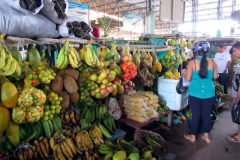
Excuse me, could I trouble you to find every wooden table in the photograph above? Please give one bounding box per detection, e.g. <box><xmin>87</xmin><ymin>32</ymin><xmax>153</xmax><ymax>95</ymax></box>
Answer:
<box><xmin>117</xmin><ymin>110</ymin><xmax>173</xmax><ymax>130</ymax></box>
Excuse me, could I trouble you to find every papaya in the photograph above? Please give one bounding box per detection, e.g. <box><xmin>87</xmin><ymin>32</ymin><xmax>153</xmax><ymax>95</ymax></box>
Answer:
<box><xmin>1</xmin><ymin>82</ymin><xmax>18</xmax><ymax>108</ymax></box>
<box><xmin>0</xmin><ymin>106</ymin><xmax>10</xmax><ymax>137</ymax></box>
<box><xmin>106</xmin><ymin>52</ymin><xmax>113</xmax><ymax>61</ymax></box>
<box><xmin>27</xmin><ymin>48</ymin><xmax>41</xmax><ymax>64</ymax></box>
<box><xmin>113</xmin><ymin>53</ymin><xmax>120</xmax><ymax>63</ymax></box>
<box><xmin>113</xmin><ymin>151</ymin><xmax>126</xmax><ymax>160</ymax></box>
<box><xmin>9</xmin><ymin>47</ymin><xmax>22</xmax><ymax>62</ymax></box>
<box><xmin>5</xmin><ymin>120</ymin><xmax>19</xmax><ymax>147</ymax></box>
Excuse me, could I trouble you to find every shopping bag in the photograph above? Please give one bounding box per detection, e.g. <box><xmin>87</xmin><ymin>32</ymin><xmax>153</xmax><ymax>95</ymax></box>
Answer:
<box><xmin>231</xmin><ymin>99</ymin><xmax>240</xmax><ymax>124</ymax></box>
<box><xmin>232</xmin><ymin>74</ymin><xmax>240</xmax><ymax>92</ymax></box>
<box><xmin>176</xmin><ymin>76</ymin><xmax>188</xmax><ymax>94</ymax></box>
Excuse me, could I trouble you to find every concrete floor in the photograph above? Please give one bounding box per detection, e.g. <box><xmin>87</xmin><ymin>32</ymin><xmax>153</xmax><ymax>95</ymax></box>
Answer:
<box><xmin>123</xmin><ymin>103</ymin><xmax>240</xmax><ymax>160</ymax></box>
<box><xmin>147</xmin><ymin>106</ymin><xmax>240</xmax><ymax>160</ymax></box>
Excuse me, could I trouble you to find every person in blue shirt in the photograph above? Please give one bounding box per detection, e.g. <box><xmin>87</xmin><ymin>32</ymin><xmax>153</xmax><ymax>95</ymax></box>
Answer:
<box><xmin>182</xmin><ymin>41</ymin><xmax>219</xmax><ymax>143</ymax></box>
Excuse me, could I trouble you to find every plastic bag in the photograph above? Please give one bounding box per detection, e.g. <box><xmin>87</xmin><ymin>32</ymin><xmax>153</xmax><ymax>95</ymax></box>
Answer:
<box><xmin>58</xmin><ymin>16</ymin><xmax>92</xmax><ymax>39</ymax></box>
<box><xmin>2</xmin><ymin>0</ymin><xmax>43</xmax><ymax>15</ymax></box>
<box><xmin>40</xmin><ymin>0</ymin><xmax>68</xmax><ymax>24</ymax></box>
<box><xmin>176</xmin><ymin>76</ymin><xmax>188</xmax><ymax>94</ymax></box>
<box><xmin>232</xmin><ymin>74</ymin><xmax>240</xmax><ymax>92</ymax></box>
<box><xmin>231</xmin><ymin>99</ymin><xmax>240</xmax><ymax>124</ymax></box>
<box><xmin>108</xmin><ymin>97</ymin><xmax>121</xmax><ymax>120</ymax></box>
<box><xmin>0</xmin><ymin>2</ymin><xmax>60</xmax><ymax>38</ymax></box>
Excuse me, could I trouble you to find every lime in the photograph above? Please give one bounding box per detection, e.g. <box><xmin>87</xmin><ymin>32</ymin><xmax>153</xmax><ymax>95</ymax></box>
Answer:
<box><xmin>55</xmin><ymin>109</ymin><xmax>60</xmax><ymax>114</ymax></box>
<box><xmin>43</xmin><ymin>116</ymin><xmax>49</xmax><ymax>121</ymax></box>
<box><xmin>48</xmin><ymin>114</ymin><xmax>53</xmax><ymax>120</ymax></box>
<box><xmin>51</xmin><ymin>110</ymin><xmax>55</xmax><ymax>114</ymax></box>
<box><xmin>50</xmin><ymin>105</ymin><xmax>56</xmax><ymax>110</ymax></box>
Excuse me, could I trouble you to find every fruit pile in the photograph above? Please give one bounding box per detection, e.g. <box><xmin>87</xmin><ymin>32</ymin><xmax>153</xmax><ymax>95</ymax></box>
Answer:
<box><xmin>168</xmin><ymin>39</ymin><xmax>179</xmax><ymax>46</ymax></box>
<box><xmin>32</xmin><ymin>62</ymin><xmax>56</xmax><ymax>84</ymax></box>
<box><xmin>12</xmin><ymin>86</ymin><xmax>46</xmax><ymax>123</ymax></box>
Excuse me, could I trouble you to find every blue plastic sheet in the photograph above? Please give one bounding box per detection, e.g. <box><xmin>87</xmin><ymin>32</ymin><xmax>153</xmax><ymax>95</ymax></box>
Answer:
<box><xmin>149</xmin><ymin>38</ymin><xmax>165</xmax><ymax>45</ymax></box>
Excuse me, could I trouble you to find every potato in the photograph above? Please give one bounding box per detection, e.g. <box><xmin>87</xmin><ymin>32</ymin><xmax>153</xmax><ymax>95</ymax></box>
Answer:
<box><xmin>51</xmin><ymin>75</ymin><xmax>63</xmax><ymax>94</ymax></box>
<box><xmin>59</xmin><ymin>91</ymin><xmax>70</xmax><ymax>109</ymax></box>
<box><xmin>65</xmin><ymin>65</ymin><xmax>78</xmax><ymax>80</ymax></box>
<box><xmin>63</xmin><ymin>76</ymin><xmax>78</xmax><ymax>94</ymax></box>
<box><xmin>70</xmin><ymin>92</ymin><xmax>80</xmax><ymax>103</ymax></box>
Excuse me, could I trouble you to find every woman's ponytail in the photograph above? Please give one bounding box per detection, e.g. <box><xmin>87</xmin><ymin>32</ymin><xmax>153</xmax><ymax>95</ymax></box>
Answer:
<box><xmin>199</xmin><ymin>52</ymin><xmax>208</xmax><ymax>78</ymax></box>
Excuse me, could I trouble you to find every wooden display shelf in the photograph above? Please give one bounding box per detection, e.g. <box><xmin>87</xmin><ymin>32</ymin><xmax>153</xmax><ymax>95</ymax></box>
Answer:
<box><xmin>117</xmin><ymin>110</ymin><xmax>172</xmax><ymax>130</ymax></box>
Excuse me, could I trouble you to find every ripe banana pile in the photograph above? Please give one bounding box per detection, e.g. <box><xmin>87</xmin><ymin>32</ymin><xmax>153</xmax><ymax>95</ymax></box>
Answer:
<box><xmin>56</xmin><ymin>41</ymin><xmax>82</xmax><ymax>69</ymax></box>
<box><xmin>60</xmin><ymin>108</ymin><xmax>81</xmax><ymax>129</ymax></box>
<box><xmin>34</xmin><ymin>137</ymin><xmax>51</xmax><ymax>159</ymax></box>
<box><xmin>14</xmin><ymin>144</ymin><xmax>38</xmax><ymax>160</ymax></box>
<box><xmin>0</xmin><ymin>47</ymin><xmax>21</xmax><ymax>76</ymax></box>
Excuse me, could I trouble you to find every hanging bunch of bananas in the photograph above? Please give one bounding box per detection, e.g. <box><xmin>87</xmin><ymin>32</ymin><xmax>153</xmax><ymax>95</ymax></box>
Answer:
<box><xmin>55</xmin><ymin>40</ymin><xmax>82</xmax><ymax>69</ymax></box>
<box><xmin>33</xmin><ymin>136</ymin><xmax>51</xmax><ymax>159</ymax></box>
<box><xmin>140</xmin><ymin>49</ymin><xmax>152</xmax><ymax>69</ymax></box>
<box><xmin>84</xmin><ymin>44</ymin><xmax>100</xmax><ymax>67</ymax></box>
<box><xmin>180</xmin><ymin>40</ymin><xmax>187</xmax><ymax>48</ymax></box>
<box><xmin>68</xmin><ymin>45</ymin><xmax>82</xmax><ymax>68</ymax></box>
<box><xmin>0</xmin><ymin>35</ymin><xmax>21</xmax><ymax>76</ymax></box>
<box><xmin>151</xmin><ymin>62</ymin><xmax>162</xmax><ymax>73</ymax></box>
<box><xmin>14</xmin><ymin>143</ymin><xmax>38</xmax><ymax>160</ymax></box>
<box><xmin>132</xmin><ymin>48</ymin><xmax>141</xmax><ymax>70</ymax></box>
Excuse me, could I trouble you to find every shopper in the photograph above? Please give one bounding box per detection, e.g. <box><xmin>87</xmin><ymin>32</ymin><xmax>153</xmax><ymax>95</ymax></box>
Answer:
<box><xmin>181</xmin><ymin>41</ymin><xmax>218</xmax><ymax>143</ymax></box>
<box><xmin>228</xmin><ymin>42</ymin><xmax>240</xmax><ymax>143</ymax></box>
<box><xmin>214</xmin><ymin>44</ymin><xmax>231</xmax><ymax>94</ymax></box>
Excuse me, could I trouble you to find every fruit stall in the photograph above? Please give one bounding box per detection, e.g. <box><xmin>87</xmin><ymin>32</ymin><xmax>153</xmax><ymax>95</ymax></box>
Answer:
<box><xmin>0</xmin><ymin>30</ymin><xmax>191</xmax><ymax>160</ymax></box>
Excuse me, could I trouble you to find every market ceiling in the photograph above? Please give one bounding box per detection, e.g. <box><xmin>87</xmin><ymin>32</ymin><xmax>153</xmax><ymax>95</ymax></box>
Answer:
<box><xmin>70</xmin><ymin>0</ymin><xmax>181</xmax><ymax>33</ymax></box>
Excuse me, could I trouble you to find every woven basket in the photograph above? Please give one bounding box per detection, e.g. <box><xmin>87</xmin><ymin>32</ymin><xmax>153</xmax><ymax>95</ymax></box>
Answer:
<box><xmin>134</xmin><ymin>129</ymin><xmax>168</xmax><ymax>155</ymax></box>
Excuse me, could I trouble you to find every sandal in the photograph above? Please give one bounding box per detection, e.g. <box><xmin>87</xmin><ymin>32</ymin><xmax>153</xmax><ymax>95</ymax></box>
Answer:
<box><xmin>184</xmin><ymin>134</ymin><xmax>195</xmax><ymax>143</ymax></box>
<box><xmin>227</xmin><ymin>136</ymin><xmax>240</xmax><ymax>143</ymax></box>
<box><xmin>201</xmin><ymin>135</ymin><xmax>211</xmax><ymax>144</ymax></box>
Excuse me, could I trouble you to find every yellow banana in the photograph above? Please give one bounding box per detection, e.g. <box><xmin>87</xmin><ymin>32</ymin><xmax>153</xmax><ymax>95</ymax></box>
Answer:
<box><xmin>34</xmin><ymin>140</ymin><xmax>45</xmax><ymax>159</ymax></box>
<box><xmin>43</xmin><ymin>138</ymin><xmax>50</xmax><ymax>155</ymax></box>
<box><xmin>69</xmin><ymin>49</ymin><xmax>79</xmax><ymax>65</ymax></box>
<box><xmin>70</xmin><ymin>47</ymin><xmax>80</xmax><ymax>62</ymax></box>
<box><xmin>156</xmin><ymin>62</ymin><xmax>162</xmax><ymax>72</ymax></box>
<box><xmin>62</xmin><ymin>140</ymin><xmax>74</xmax><ymax>158</ymax></box>
<box><xmin>2</xmin><ymin>54</ymin><xmax>13</xmax><ymax>72</ymax></box>
<box><xmin>49</xmin><ymin>137</ymin><xmax>56</xmax><ymax>151</ymax></box>
<box><xmin>151</xmin><ymin>63</ymin><xmax>157</xmax><ymax>73</ymax></box>
<box><xmin>65</xmin><ymin>137</ymin><xmax>77</xmax><ymax>155</ymax></box>
<box><xmin>0</xmin><ymin>47</ymin><xmax>6</xmax><ymax>69</ymax></box>
<box><xmin>69</xmin><ymin>110</ymin><xmax>77</xmax><ymax>125</ymax></box>
<box><xmin>39</xmin><ymin>140</ymin><xmax>48</xmax><ymax>158</ymax></box>
<box><xmin>1</xmin><ymin>58</ymin><xmax>17</xmax><ymax>76</ymax></box>
<box><xmin>54</xmin><ymin>144</ymin><xmax>66</xmax><ymax>160</ymax></box>
<box><xmin>68</xmin><ymin>53</ymin><xmax>78</xmax><ymax>68</ymax></box>
<box><xmin>60</xmin><ymin>141</ymin><xmax>72</xmax><ymax>158</ymax></box>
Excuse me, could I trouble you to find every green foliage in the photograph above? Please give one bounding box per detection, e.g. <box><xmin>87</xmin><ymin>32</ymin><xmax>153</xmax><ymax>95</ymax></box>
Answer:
<box><xmin>101</xmin><ymin>16</ymin><xmax>110</xmax><ymax>37</ymax></box>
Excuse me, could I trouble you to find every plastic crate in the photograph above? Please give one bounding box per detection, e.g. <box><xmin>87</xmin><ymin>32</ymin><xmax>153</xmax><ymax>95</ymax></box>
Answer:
<box><xmin>158</xmin><ymin>77</ymin><xmax>188</xmax><ymax>111</ymax></box>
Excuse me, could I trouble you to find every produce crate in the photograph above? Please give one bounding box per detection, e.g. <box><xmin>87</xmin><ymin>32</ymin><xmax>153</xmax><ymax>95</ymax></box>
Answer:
<box><xmin>134</xmin><ymin>129</ymin><xmax>168</xmax><ymax>156</ymax></box>
<box><xmin>158</xmin><ymin>77</ymin><xmax>188</xmax><ymax>111</ymax></box>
